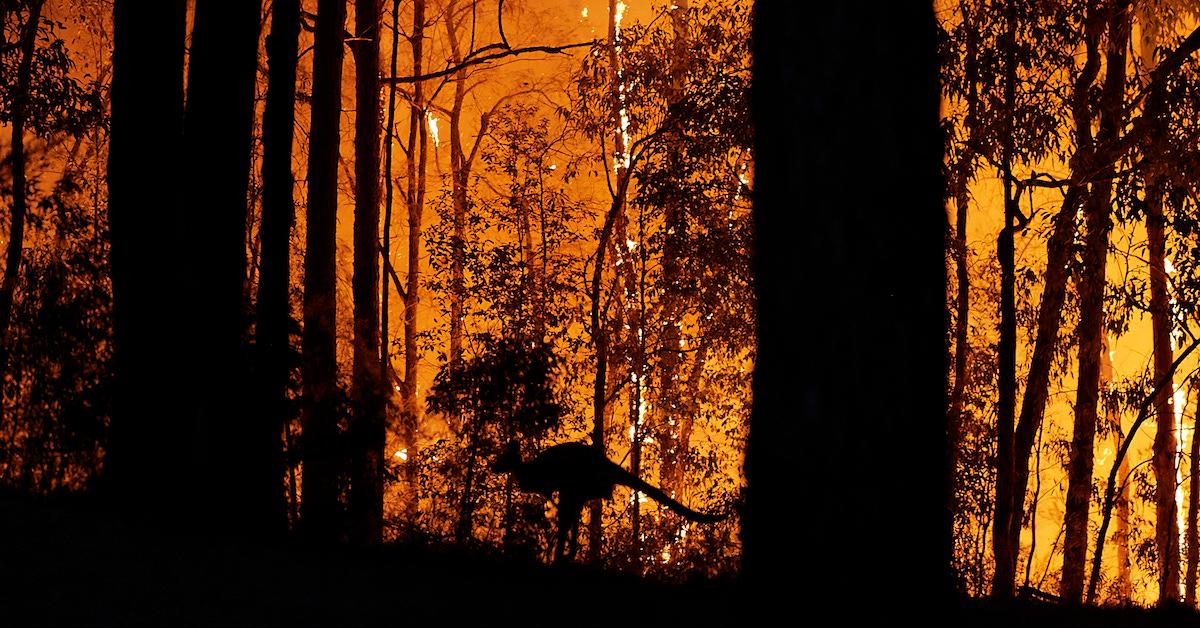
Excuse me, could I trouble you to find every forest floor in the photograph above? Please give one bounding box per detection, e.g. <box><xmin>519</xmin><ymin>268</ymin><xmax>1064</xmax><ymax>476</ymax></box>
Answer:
<box><xmin>4</xmin><ymin>493</ymin><xmax>1200</xmax><ymax>626</ymax></box>
<box><xmin>0</xmin><ymin>493</ymin><xmax>742</xmax><ymax>626</ymax></box>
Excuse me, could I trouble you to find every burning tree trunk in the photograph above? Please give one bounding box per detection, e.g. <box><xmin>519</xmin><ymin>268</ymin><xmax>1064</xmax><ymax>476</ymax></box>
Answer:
<box><xmin>657</xmin><ymin>0</ymin><xmax>691</xmax><ymax>496</ymax></box>
<box><xmin>181</xmin><ymin>0</ymin><xmax>262</xmax><ymax>533</ymax></box>
<box><xmin>257</xmin><ymin>0</ymin><xmax>302</xmax><ymax>539</ymax></box>
<box><xmin>1061</xmin><ymin>0</ymin><xmax>1129</xmax><ymax>604</ymax></box>
<box><xmin>350</xmin><ymin>0</ymin><xmax>386</xmax><ymax>545</ymax></box>
<box><xmin>586</xmin><ymin>0</ymin><xmax>636</xmax><ymax>561</ymax></box>
<box><xmin>105</xmin><ymin>0</ymin><xmax>187</xmax><ymax>508</ymax></box>
<box><xmin>1187</xmin><ymin>385</ymin><xmax>1200</xmax><ymax>605</ymax></box>
<box><xmin>302</xmin><ymin>0</ymin><xmax>347</xmax><ymax>543</ymax></box>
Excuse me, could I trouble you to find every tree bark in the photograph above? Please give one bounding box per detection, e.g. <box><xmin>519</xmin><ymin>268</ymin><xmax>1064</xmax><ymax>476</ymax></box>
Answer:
<box><xmin>657</xmin><ymin>0</ymin><xmax>690</xmax><ymax>496</ymax></box>
<box><xmin>302</xmin><ymin>0</ymin><xmax>347</xmax><ymax>543</ymax></box>
<box><xmin>105</xmin><ymin>0</ymin><xmax>187</xmax><ymax>510</ymax></box>
<box><xmin>1137</xmin><ymin>12</ymin><xmax>1181</xmax><ymax>605</ymax></box>
<box><xmin>399</xmin><ymin>0</ymin><xmax>428</xmax><ymax>518</ymax></box>
<box><xmin>181</xmin><ymin>0</ymin><xmax>262</xmax><ymax>533</ymax></box>
<box><xmin>257</xmin><ymin>0</ymin><xmax>302</xmax><ymax>539</ymax></box>
<box><xmin>1004</xmin><ymin>3</ymin><xmax>1104</xmax><ymax>588</ymax></box>
<box><xmin>1062</xmin><ymin>0</ymin><xmax>1129</xmax><ymax>604</ymax></box>
<box><xmin>746</xmin><ymin>0</ymin><xmax>947</xmax><ymax>611</ymax></box>
<box><xmin>445</xmin><ymin>0</ymin><xmax>470</xmax><ymax>373</ymax></box>
<box><xmin>381</xmin><ymin>0</ymin><xmax>400</xmax><ymax>422</ymax></box>
<box><xmin>991</xmin><ymin>0</ymin><xmax>1019</xmax><ymax>598</ymax></box>
<box><xmin>350</xmin><ymin>0</ymin><xmax>386</xmax><ymax>545</ymax></box>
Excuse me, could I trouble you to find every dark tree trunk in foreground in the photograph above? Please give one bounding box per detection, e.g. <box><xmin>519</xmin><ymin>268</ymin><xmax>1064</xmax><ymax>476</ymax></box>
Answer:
<box><xmin>257</xmin><ymin>0</ymin><xmax>302</xmax><ymax>537</ymax></box>
<box><xmin>747</xmin><ymin>1</ymin><xmax>948</xmax><ymax>614</ymax></box>
<box><xmin>105</xmin><ymin>0</ymin><xmax>188</xmax><ymax>511</ymax></box>
<box><xmin>350</xmin><ymin>0</ymin><xmax>386</xmax><ymax>545</ymax></box>
<box><xmin>1062</xmin><ymin>0</ymin><xmax>1129</xmax><ymax>603</ymax></box>
<box><xmin>181</xmin><ymin>0</ymin><xmax>263</xmax><ymax>533</ymax></box>
<box><xmin>302</xmin><ymin>0</ymin><xmax>347</xmax><ymax>543</ymax></box>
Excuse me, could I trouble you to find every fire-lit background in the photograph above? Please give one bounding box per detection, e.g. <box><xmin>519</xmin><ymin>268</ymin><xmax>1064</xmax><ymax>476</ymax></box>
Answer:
<box><xmin>0</xmin><ymin>0</ymin><xmax>752</xmax><ymax>577</ymax></box>
<box><xmin>941</xmin><ymin>0</ymin><xmax>1200</xmax><ymax>606</ymax></box>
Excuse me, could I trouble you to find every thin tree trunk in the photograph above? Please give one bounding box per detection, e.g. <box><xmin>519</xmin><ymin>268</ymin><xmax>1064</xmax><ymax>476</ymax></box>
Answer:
<box><xmin>351</xmin><ymin>0</ymin><xmax>386</xmax><ymax>545</ymax></box>
<box><xmin>948</xmin><ymin>0</ymin><xmax>979</xmax><ymax>552</ymax></box>
<box><xmin>1103</xmin><ymin>335</ymin><xmax>1131</xmax><ymax>603</ymax></box>
<box><xmin>657</xmin><ymin>0</ymin><xmax>689</xmax><ymax>495</ymax></box>
<box><xmin>1005</xmin><ymin>3</ymin><xmax>1105</xmax><ymax>586</ymax></box>
<box><xmin>1187</xmin><ymin>385</ymin><xmax>1200</xmax><ymax>605</ymax></box>
<box><xmin>586</xmin><ymin>0</ymin><xmax>633</xmax><ymax>562</ymax></box>
<box><xmin>302</xmin><ymin>0</ymin><xmax>348</xmax><ymax>543</ymax></box>
<box><xmin>381</xmin><ymin>0</ymin><xmax>399</xmax><ymax>427</ymax></box>
<box><xmin>182</xmin><ymin>0</ymin><xmax>262</xmax><ymax>532</ymax></box>
<box><xmin>0</xmin><ymin>1</ymin><xmax>44</xmax><ymax>386</ymax></box>
<box><xmin>1062</xmin><ymin>1</ymin><xmax>1129</xmax><ymax>603</ymax></box>
<box><xmin>399</xmin><ymin>0</ymin><xmax>428</xmax><ymax>518</ymax></box>
<box><xmin>991</xmin><ymin>0</ymin><xmax>1019</xmax><ymax>598</ymax></box>
<box><xmin>445</xmin><ymin>0</ymin><xmax>470</xmax><ymax>372</ymax></box>
<box><xmin>258</xmin><ymin>0</ymin><xmax>302</xmax><ymax>539</ymax></box>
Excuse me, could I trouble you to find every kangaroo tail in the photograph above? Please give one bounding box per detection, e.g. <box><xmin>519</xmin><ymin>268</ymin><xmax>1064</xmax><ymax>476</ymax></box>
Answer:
<box><xmin>619</xmin><ymin>471</ymin><xmax>727</xmax><ymax>523</ymax></box>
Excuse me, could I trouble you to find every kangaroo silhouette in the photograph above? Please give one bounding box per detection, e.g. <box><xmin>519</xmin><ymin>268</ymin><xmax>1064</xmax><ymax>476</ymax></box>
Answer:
<box><xmin>492</xmin><ymin>441</ymin><xmax>726</xmax><ymax>563</ymax></box>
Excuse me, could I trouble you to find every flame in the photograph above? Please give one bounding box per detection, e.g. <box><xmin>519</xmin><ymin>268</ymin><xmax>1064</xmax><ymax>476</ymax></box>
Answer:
<box><xmin>581</xmin><ymin>6</ymin><xmax>589</xmax><ymax>18</ymax></box>
<box><xmin>427</xmin><ymin>112</ymin><xmax>440</xmax><ymax>148</ymax></box>
<box><xmin>393</xmin><ymin>448</ymin><xmax>408</xmax><ymax>462</ymax></box>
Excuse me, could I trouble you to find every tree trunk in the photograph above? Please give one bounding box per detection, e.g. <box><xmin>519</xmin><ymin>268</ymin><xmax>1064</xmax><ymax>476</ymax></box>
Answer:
<box><xmin>1137</xmin><ymin>12</ymin><xmax>1181</xmax><ymax>605</ymax></box>
<box><xmin>1062</xmin><ymin>0</ymin><xmax>1129</xmax><ymax>604</ymax></box>
<box><xmin>1148</xmin><ymin>182</ymin><xmax>1181</xmax><ymax>604</ymax></box>
<box><xmin>381</xmin><ymin>0</ymin><xmax>400</xmax><ymax>416</ymax></box>
<box><xmin>1005</xmin><ymin>4</ymin><xmax>1105</xmax><ymax>587</ymax></box>
<box><xmin>105</xmin><ymin>0</ymin><xmax>187</xmax><ymax>510</ymax></box>
<box><xmin>1103</xmin><ymin>336</ymin><xmax>1132</xmax><ymax>603</ymax></box>
<box><xmin>399</xmin><ymin>0</ymin><xmax>428</xmax><ymax>518</ymax></box>
<box><xmin>302</xmin><ymin>0</ymin><xmax>347</xmax><ymax>543</ymax></box>
<box><xmin>181</xmin><ymin>0</ymin><xmax>262</xmax><ymax>533</ymax></box>
<box><xmin>257</xmin><ymin>0</ymin><xmax>302</xmax><ymax>539</ymax></box>
<box><xmin>445</xmin><ymin>0</ymin><xmax>470</xmax><ymax>372</ymax></box>
<box><xmin>991</xmin><ymin>0</ymin><xmax>1019</xmax><ymax>598</ymax></box>
<box><xmin>657</xmin><ymin>0</ymin><xmax>690</xmax><ymax>496</ymax></box>
<box><xmin>0</xmin><ymin>0</ymin><xmax>44</xmax><ymax>387</ymax></box>
<box><xmin>350</xmin><ymin>0</ymin><xmax>386</xmax><ymax>545</ymax></box>
<box><xmin>746</xmin><ymin>0</ymin><xmax>948</xmax><ymax>611</ymax></box>
<box><xmin>1187</xmin><ymin>386</ymin><xmax>1200</xmax><ymax>605</ymax></box>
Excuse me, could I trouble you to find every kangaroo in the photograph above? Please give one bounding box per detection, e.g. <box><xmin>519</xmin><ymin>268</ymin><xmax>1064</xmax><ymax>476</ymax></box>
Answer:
<box><xmin>492</xmin><ymin>441</ymin><xmax>727</xmax><ymax>563</ymax></box>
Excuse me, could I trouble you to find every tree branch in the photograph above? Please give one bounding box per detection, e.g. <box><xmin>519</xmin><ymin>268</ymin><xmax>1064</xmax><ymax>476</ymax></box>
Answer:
<box><xmin>382</xmin><ymin>40</ymin><xmax>598</xmax><ymax>84</ymax></box>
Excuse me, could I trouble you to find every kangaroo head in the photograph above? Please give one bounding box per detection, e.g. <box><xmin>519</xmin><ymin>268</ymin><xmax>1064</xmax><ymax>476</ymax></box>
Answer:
<box><xmin>492</xmin><ymin>440</ymin><xmax>522</xmax><ymax>473</ymax></box>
